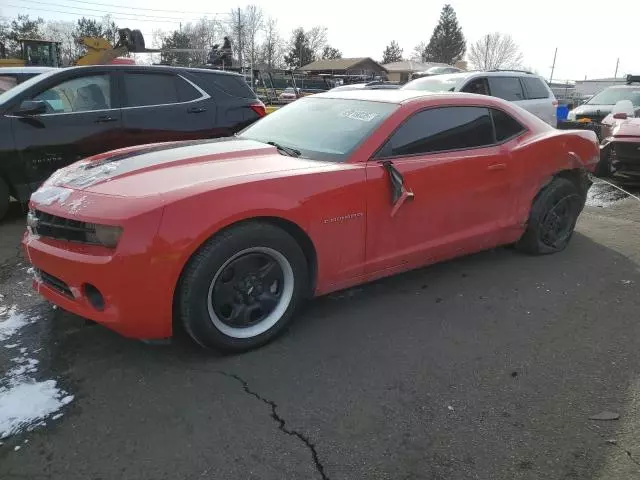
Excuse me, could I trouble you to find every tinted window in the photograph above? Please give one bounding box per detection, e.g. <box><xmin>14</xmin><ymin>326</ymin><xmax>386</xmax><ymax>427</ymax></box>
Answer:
<box><xmin>124</xmin><ymin>73</ymin><xmax>178</xmax><ymax>107</ymax></box>
<box><xmin>488</xmin><ymin>77</ymin><xmax>524</xmax><ymax>101</ymax></box>
<box><xmin>194</xmin><ymin>72</ymin><xmax>255</xmax><ymax>99</ymax></box>
<box><xmin>33</xmin><ymin>74</ymin><xmax>111</xmax><ymax>113</ymax></box>
<box><xmin>239</xmin><ymin>97</ymin><xmax>396</xmax><ymax>162</ymax></box>
<box><xmin>176</xmin><ymin>76</ymin><xmax>201</xmax><ymax>102</ymax></box>
<box><xmin>379</xmin><ymin>107</ymin><xmax>494</xmax><ymax>157</ymax></box>
<box><xmin>522</xmin><ymin>77</ymin><xmax>549</xmax><ymax>99</ymax></box>
<box><xmin>491</xmin><ymin>109</ymin><xmax>525</xmax><ymax>141</ymax></box>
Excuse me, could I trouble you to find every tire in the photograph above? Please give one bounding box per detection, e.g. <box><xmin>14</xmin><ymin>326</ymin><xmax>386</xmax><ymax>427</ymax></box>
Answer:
<box><xmin>0</xmin><ymin>178</ymin><xmax>10</xmax><ymax>222</ymax></box>
<box><xmin>516</xmin><ymin>177</ymin><xmax>584</xmax><ymax>255</ymax></box>
<box><xmin>595</xmin><ymin>145</ymin><xmax>613</xmax><ymax>177</ymax></box>
<box><xmin>178</xmin><ymin>222</ymin><xmax>308</xmax><ymax>352</ymax></box>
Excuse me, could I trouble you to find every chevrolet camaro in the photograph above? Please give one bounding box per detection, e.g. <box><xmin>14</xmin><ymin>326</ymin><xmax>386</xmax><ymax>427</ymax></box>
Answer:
<box><xmin>23</xmin><ymin>90</ymin><xmax>600</xmax><ymax>352</ymax></box>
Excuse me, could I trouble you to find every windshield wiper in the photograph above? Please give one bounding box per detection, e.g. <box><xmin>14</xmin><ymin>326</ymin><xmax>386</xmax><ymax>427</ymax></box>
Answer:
<box><xmin>266</xmin><ymin>141</ymin><xmax>301</xmax><ymax>157</ymax></box>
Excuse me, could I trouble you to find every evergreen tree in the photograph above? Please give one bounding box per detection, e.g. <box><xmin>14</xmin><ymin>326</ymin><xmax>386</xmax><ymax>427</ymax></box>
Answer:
<box><xmin>284</xmin><ymin>28</ymin><xmax>314</xmax><ymax>68</ymax></box>
<box><xmin>382</xmin><ymin>41</ymin><xmax>403</xmax><ymax>64</ymax></box>
<box><xmin>321</xmin><ymin>45</ymin><xmax>342</xmax><ymax>60</ymax></box>
<box><xmin>422</xmin><ymin>4</ymin><xmax>465</xmax><ymax>64</ymax></box>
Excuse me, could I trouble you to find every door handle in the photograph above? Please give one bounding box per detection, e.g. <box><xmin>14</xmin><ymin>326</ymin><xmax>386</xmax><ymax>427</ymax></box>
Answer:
<box><xmin>487</xmin><ymin>163</ymin><xmax>507</xmax><ymax>171</ymax></box>
<box><xmin>187</xmin><ymin>107</ymin><xmax>207</xmax><ymax>114</ymax></box>
<box><xmin>95</xmin><ymin>115</ymin><xmax>117</xmax><ymax>123</ymax></box>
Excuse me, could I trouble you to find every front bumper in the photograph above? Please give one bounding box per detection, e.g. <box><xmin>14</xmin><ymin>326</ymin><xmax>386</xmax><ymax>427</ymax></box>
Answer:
<box><xmin>22</xmin><ymin>209</ymin><xmax>175</xmax><ymax>340</ymax></box>
<box><xmin>602</xmin><ymin>138</ymin><xmax>640</xmax><ymax>177</ymax></box>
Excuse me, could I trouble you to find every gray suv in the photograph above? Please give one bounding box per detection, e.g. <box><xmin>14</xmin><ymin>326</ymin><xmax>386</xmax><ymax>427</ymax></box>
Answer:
<box><xmin>402</xmin><ymin>70</ymin><xmax>558</xmax><ymax>127</ymax></box>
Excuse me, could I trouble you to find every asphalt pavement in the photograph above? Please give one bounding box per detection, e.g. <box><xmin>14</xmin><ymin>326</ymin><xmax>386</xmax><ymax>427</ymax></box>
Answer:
<box><xmin>1</xmin><ymin>181</ymin><xmax>640</xmax><ymax>480</ymax></box>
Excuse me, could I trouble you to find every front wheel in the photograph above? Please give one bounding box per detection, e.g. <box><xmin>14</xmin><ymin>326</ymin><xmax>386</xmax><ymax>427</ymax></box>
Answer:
<box><xmin>516</xmin><ymin>177</ymin><xmax>584</xmax><ymax>255</ymax></box>
<box><xmin>178</xmin><ymin>222</ymin><xmax>308</xmax><ymax>352</ymax></box>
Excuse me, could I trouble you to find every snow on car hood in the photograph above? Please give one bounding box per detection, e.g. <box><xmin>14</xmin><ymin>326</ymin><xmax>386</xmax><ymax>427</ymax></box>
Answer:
<box><xmin>34</xmin><ymin>138</ymin><xmax>332</xmax><ymax>200</ymax></box>
<box><xmin>612</xmin><ymin>117</ymin><xmax>640</xmax><ymax>138</ymax></box>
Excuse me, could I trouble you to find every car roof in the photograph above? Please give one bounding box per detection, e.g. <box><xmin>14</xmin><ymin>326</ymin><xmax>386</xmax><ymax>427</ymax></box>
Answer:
<box><xmin>0</xmin><ymin>67</ymin><xmax>57</xmax><ymax>74</ymax></box>
<box><xmin>55</xmin><ymin>64</ymin><xmax>244</xmax><ymax>77</ymax></box>
<box><xmin>313</xmin><ymin>88</ymin><xmax>503</xmax><ymax>105</ymax></box>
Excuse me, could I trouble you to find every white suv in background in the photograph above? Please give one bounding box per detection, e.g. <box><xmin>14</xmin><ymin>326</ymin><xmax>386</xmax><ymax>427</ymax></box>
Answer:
<box><xmin>402</xmin><ymin>70</ymin><xmax>558</xmax><ymax>127</ymax></box>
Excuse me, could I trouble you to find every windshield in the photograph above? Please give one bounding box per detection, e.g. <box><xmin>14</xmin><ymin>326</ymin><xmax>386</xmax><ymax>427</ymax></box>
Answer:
<box><xmin>238</xmin><ymin>97</ymin><xmax>397</xmax><ymax>162</ymax></box>
<box><xmin>587</xmin><ymin>87</ymin><xmax>640</xmax><ymax>106</ymax></box>
<box><xmin>0</xmin><ymin>68</ymin><xmax>59</xmax><ymax>106</ymax></box>
<box><xmin>401</xmin><ymin>73</ymin><xmax>470</xmax><ymax>92</ymax></box>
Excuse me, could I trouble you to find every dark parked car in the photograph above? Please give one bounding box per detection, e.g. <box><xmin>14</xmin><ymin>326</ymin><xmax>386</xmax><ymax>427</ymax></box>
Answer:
<box><xmin>0</xmin><ymin>67</ymin><xmax>56</xmax><ymax>94</ymax></box>
<box><xmin>0</xmin><ymin>65</ymin><xmax>266</xmax><ymax>219</ymax></box>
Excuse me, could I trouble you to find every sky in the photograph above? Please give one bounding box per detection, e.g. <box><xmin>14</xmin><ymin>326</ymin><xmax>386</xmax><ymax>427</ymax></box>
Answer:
<box><xmin>1</xmin><ymin>0</ymin><xmax>639</xmax><ymax>82</ymax></box>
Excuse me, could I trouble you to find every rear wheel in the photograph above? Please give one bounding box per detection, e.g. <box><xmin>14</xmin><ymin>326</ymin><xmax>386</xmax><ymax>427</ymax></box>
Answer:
<box><xmin>0</xmin><ymin>178</ymin><xmax>10</xmax><ymax>221</ymax></box>
<box><xmin>178</xmin><ymin>222</ymin><xmax>308</xmax><ymax>352</ymax></box>
<box><xmin>516</xmin><ymin>177</ymin><xmax>584</xmax><ymax>255</ymax></box>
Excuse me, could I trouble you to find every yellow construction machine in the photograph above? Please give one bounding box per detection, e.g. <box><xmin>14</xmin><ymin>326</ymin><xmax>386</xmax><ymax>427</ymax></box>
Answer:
<box><xmin>0</xmin><ymin>38</ymin><xmax>63</xmax><ymax>67</ymax></box>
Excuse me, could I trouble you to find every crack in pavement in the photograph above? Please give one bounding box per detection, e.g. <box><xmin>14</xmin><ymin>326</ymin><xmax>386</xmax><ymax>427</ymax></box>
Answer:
<box><xmin>219</xmin><ymin>372</ymin><xmax>330</xmax><ymax>480</ymax></box>
<box><xmin>610</xmin><ymin>442</ymin><xmax>640</xmax><ymax>468</ymax></box>
<box><xmin>587</xmin><ymin>425</ymin><xmax>640</xmax><ymax>469</ymax></box>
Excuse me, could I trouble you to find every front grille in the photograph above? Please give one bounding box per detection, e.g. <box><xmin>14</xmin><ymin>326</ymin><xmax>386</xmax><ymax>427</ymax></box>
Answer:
<box><xmin>31</xmin><ymin>210</ymin><xmax>98</xmax><ymax>245</ymax></box>
<box><xmin>39</xmin><ymin>270</ymin><xmax>73</xmax><ymax>298</ymax></box>
<box><xmin>612</xmin><ymin>143</ymin><xmax>640</xmax><ymax>173</ymax></box>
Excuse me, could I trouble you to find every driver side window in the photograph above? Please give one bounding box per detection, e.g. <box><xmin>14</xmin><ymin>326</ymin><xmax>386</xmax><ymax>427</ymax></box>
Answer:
<box><xmin>33</xmin><ymin>74</ymin><xmax>111</xmax><ymax>114</ymax></box>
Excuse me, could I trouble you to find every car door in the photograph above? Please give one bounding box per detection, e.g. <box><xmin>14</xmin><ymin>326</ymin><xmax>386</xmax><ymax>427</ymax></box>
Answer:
<box><xmin>460</xmin><ymin>76</ymin><xmax>490</xmax><ymax>96</ymax></box>
<box><xmin>120</xmin><ymin>70</ymin><xmax>215</xmax><ymax>146</ymax></box>
<box><xmin>520</xmin><ymin>76</ymin><xmax>557</xmax><ymax>126</ymax></box>
<box><xmin>364</xmin><ymin>106</ymin><xmax>515</xmax><ymax>275</ymax></box>
<box><xmin>487</xmin><ymin>75</ymin><xmax>528</xmax><ymax>110</ymax></box>
<box><xmin>9</xmin><ymin>71</ymin><xmax>123</xmax><ymax>191</ymax></box>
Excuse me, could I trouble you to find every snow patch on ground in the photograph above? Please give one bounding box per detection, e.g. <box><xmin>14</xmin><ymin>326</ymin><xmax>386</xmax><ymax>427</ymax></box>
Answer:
<box><xmin>0</xmin><ymin>306</ymin><xmax>31</xmax><ymax>341</ymax></box>
<box><xmin>0</xmin><ymin>381</ymin><xmax>74</xmax><ymax>439</ymax></box>
<box><xmin>0</xmin><ymin>303</ymin><xmax>73</xmax><ymax>440</ymax></box>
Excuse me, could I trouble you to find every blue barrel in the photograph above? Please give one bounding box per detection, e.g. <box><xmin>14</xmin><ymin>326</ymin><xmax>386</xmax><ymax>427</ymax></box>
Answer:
<box><xmin>557</xmin><ymin>104</ymin><xmax>569</xmax><ymax>121</ymax></box>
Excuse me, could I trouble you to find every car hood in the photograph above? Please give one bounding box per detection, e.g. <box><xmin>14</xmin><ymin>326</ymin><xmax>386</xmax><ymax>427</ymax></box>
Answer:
<box><xmin>33</xmin><ymin>138</ymin><xmax>336</xmax><ymax>201</ymax></box>
<box><xmin>612</xmin><ymin>118</ymin><xmax>640</xmax><ymax>138</ymax></box>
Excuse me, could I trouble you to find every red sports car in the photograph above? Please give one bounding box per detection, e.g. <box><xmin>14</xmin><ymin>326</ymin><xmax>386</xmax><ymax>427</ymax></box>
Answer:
<box><xmin>23</xmin><ymin>90</ymin><xmax>600</xmax><ymax>352</ymax></box>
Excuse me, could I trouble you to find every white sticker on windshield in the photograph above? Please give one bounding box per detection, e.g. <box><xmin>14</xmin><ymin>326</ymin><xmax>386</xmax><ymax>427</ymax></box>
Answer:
<box><xmin>339</xmin><ymin>109</ymin><xmax>379</xmax><ymax>122</ymax></box>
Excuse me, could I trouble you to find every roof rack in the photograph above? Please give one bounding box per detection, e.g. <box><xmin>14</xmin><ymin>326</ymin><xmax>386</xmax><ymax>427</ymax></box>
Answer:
<box><xmin>626</xmin><ymin>74</ymin><xmax>640</xmax><ymax>85</ymax></box>
<box><xmin>486</xmin><ymin>69</ymin><xmax>534</xmax><ymax>74</ymax></box>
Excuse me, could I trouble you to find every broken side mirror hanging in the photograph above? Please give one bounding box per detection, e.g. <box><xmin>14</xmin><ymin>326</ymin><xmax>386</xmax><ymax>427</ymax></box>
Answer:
<box><xmin>381</xmin><ymin>160</ymin><xmax>414</xmax><ymax>217</ymax></box>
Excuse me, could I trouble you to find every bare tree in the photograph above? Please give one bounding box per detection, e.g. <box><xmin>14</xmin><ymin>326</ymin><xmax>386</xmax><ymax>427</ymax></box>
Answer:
<box><xmin>241</xmin><ymin>5</ymin><xmax>263</xmax><ymax>68</ymax></box>
<box><xmin>42</xmin><ymin>20</ymin><xmax>78</xmax><ymax>65</ymax></box>
<box><xmin>468</xmin><ymin>32</ymin><xmax>523</xmax><ymax>70</ymax></box>
<box><xmin>259</xmin><ymin>17</ymin><xmax>284</xmax><ymax>69</ymax></box>
<box><xmin>410</xmin><ymin>41</ymin><xmax>427</xmax><ymax>61</ymax></box>
<box><xmin>306</xmin><ymin>25</ymin><xmax>327</xmax><ymax>59</ymax></box>
<box><xmin>183</xmin><ymin>17</ymin><xmax>219</xmax><ymax>64</ymax></box>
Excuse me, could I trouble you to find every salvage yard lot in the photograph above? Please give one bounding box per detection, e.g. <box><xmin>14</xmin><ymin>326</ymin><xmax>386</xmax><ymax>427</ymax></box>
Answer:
<box><xmin>1</xmin><ymin>183</ymin><xmax>640</xmax><ymax>479</ymax></box>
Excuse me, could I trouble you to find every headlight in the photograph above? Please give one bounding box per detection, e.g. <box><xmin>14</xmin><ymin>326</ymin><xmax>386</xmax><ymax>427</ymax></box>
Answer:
<box><xmin>86</xmin><ymin>224</ymin><xmax>123</xmax><ymax>248</ymax></box>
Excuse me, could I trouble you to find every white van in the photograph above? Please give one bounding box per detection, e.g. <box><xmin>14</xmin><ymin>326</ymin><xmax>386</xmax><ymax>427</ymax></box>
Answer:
<box><xmin>402</xmin><ymin>70</ymin><xmax>558</xmax><ymax>127</ymax></box>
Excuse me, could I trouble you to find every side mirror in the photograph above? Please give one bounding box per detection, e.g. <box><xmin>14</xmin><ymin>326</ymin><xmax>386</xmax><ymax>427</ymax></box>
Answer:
<box><xmin>381</xmin><ymin>160</ymin><xmax>414</xmax><ymax>217</ymax></box>
<box><xmin>17</xmin><ymin>100</ymin><xmax>47</xmax><ymax>115</ymax></box>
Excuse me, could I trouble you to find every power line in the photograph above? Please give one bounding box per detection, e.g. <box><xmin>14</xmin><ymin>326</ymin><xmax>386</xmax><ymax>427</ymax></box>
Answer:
<box><xmin>11</xmin><ymin>0</ymin><xmax>209</xmax><ymax>21</ymax></box>
<box><xmin>55</xmin><ymin>0</ymin><xmax>229</xmax><ymax>15</ymax></box>
<box><xmin>4</xmin><ymin>4</ymin><xmax>199</xmax><ymax>24</ymax></box>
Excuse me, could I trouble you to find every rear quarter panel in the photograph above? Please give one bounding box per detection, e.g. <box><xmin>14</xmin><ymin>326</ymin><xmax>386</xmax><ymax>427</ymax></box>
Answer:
<box><xmin>156</xmin><ymin>165</ymin><xmax>369</xmax><ymax>298</ymax></box>
<box><xmin>512</xmin><ymin>129</ymin><xmax>598</xmax><ymax>227</ymax></box>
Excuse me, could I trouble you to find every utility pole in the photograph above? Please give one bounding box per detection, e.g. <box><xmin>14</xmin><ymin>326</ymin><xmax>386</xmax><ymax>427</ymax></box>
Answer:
<box><xmin>549</xmin><ymin>47</ymin><xmax>557</xmax><ymax>83</ymax></box>
<box><xmin>236</xmin><ymin>7</ymin><xmax>243</xmax><ymax>72</ymax></box>
<box><xmin>614</xmin><ymin>58</ymin><xmax>619</xmax><ymax>78</ymax></box>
